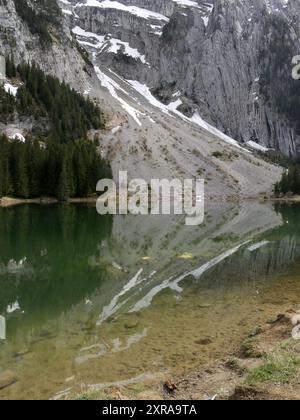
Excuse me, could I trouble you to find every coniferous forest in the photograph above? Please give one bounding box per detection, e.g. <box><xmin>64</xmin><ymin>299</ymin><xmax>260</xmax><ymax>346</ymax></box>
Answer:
<box><xmin>0</xmin><ymin>59</ymin><xmax>111</xmax><ymax>200</ymax></box>
<box><xmin>274</xmin><ymin>166</ymin><xmax>300</xmax><ymax>197</ymax></box>
<box><xmin>1</xmin><ymin>59</ymin><xmax>104</xmax><ymax>140</ymax></box>
<box><xmin>0</xmin><ymin>135</ymin><xmax>111</xmax><ymax>200</ymax></box>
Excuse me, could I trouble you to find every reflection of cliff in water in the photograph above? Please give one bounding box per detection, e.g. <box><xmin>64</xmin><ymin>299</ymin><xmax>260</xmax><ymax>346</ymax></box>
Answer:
<box><xmin>2</xmin><ymin>201</ymin><xmax>300</xmax><ymax>340</ymax></box>
<box><xmin>190</xmin><ymin>237</ymin><xmax>298</xmax><ymax>290</ymax></box>
<box><xmin>94</xmin><ymin>203</ymin><xmax>300</xmax><ymax>321</ymax></box>
<box><xmin>172</xmin><ymin>203</ymin><xmax>300</xmax><ymax>292</ymax></box>
<box><xmin>1</xmin><ymin>203</ymin><xmax>300</xmax><ymax>400</ymax></box>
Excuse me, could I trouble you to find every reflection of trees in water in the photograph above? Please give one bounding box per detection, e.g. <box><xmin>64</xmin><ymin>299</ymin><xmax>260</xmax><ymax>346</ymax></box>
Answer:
<box><xmin>0</xmin><ymin>205</ymin><xmax>112</xmax><ymax>324</ymax></box>
<box><xmin>275</xmin><ymin>203</ymin><xmax>300</xmax><ymax>235</ymax></box>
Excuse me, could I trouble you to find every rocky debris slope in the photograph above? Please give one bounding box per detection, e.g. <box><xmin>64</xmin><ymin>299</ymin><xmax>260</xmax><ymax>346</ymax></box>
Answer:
<box><xmin>85</xmin><ymin>66</ymin><xmax>282</xmax><ymax>197</ymax></box>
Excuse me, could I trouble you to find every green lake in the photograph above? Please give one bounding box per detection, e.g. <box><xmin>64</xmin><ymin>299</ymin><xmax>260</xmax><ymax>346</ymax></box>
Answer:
<box><xmin>1</xmin><ymin>201</ymin><xmax>300</xmax><ymax>399</ymax></box>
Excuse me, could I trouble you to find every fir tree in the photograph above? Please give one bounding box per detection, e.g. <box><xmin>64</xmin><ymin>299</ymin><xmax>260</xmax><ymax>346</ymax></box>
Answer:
<box><xmin>57</xmin><ymin>151</ymin><xmax>70</xmax><ymax>202</ymax></box>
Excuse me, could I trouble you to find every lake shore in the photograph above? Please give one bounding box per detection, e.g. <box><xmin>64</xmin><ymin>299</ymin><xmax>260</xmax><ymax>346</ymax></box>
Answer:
<box><xmin>72</xmin><ymin>307</ymin><xmax>300</xmax><ymax>401</ymax></box>
<box><xmin>272</xmin><ymin>195</ymin><xmax>300</xmax><ymax>203</ymax></box>
<box><xmin>0</xmin><ymin>194</ymin><xmax>282</xmax><ymax>208</ymax></box>
<box><xmin>0</xmin><ymin>196</ymin><xmax>98</xmax><ymax>207</ymax></box>
<box><xmin>167</xmin><ymin>308</ymin><xmax>300</xmax><ymax>400</ymax></box>
<box><xmin>2</xmin><ymin>193</ymin><xmax>300</xmax><ymax>209</ymax></box>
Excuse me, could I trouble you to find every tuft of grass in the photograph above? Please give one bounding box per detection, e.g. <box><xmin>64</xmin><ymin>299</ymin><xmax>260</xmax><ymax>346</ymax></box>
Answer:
<box><xmin>241</xmin><ymin>337</ymin><xmax>257</xmax><ymax>358</ymax></box>
<box><xmin>212</xmin><ymin>151</ymin><xmax>224</xmax><ymax>159</ymax></box>
<box><xmin>226</xmin><ymin>358</ymin><xmax>240</xmax><ymax>370</ymax></box>
<box><xmin>249</xmin><ymin>326</ymin><xmax>263</xmax><ymax>338</ymax></box>
<box><xmin>246</xmin><ymin>356</ymin><xmax>300</xmax><ymax>385</ymax></box>
<box><xmin>240</xmin><ymin>336</ymin><xmax>263</xmax><ymax>359</ymax></box>
<box><xmin>225</xmin><ymin>358</ymin><xmax>245</xmax><ymax>375</ymax></box>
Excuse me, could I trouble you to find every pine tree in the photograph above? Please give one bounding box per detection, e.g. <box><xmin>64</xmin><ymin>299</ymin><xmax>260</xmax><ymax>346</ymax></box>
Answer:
<box><xmin>6</xmin><ymin>56</ymin><xmax>17</xmax><ymax>78</ymax></box>
<box><xmin>57</xmin><ymin>152</ymin><xmax>70</xmax><ymax>202</ymax></box>
<box><xmin>10</xmin><ymin>141</ymin><xmax>29</xmax><ymax>198</ymax></box>
<box><xmin>26</xmin><ymin>139</ymin><xmax>42</xmax><ymax>197</ymax></box>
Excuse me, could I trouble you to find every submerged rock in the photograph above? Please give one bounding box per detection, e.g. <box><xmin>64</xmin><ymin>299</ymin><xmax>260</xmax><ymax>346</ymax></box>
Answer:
<box><xmin>195</xmin><ymin>338</ymin><xmax>213</xmax><ymax>346</ymax></box>
<box><xmin>124</xmin><ymin>320</ymin><xmax>139</xmax><ymax>329</ymax></box>
<box><xmin>197</xmin><ymin>303</ymin><xmax>212</xmax><ymax>309</ymax></box>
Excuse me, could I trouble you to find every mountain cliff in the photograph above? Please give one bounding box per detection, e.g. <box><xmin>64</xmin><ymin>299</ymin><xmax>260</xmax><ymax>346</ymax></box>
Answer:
<box><xmin>0</xmin><ymin>0</ymin><xmax>92</xmax><ymax>90</ymax></box>
<box><xmin>0</xmin><ymin>0</ymin><xmax>290</xmax><ymax>198</ymax></box>
<box><xmin>61</xmin><ymin>0</ymin><xmax>300</xmax><ymax>155</ymax></box>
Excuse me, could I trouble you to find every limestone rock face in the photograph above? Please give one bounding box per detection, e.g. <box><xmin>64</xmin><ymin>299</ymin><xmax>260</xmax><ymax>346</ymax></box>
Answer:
<box><xmin>0</xmin><ymin>55</ymin><xmax>5</xmax><ymax>79</ymax></box>
<box><xmin>0</xmin><ymin>0</ymin><xmax>91</xmax><ymax>91</ymax></box>
<box><xmin>0</xmin><ymin>0</ymin><xmax>288</xmax><ymax>195</ymax></box>
<box><xmin>61</xmin><ymin>0</ymin><xmax>300</xmax><ymax>155</ymax></box>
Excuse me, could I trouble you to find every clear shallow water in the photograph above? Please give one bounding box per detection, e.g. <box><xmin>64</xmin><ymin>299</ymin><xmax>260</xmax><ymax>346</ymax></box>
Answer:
<box><xmin>1</xmin><ymin>202</ymin><xmax>300</xmax><ymax>399</ymax></box>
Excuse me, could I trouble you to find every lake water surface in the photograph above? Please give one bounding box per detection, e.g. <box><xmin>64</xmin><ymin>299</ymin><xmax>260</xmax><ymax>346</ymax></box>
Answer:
<box><xmin>1</xmin><ymin>201</ymin><xmax>300</xmax><ymax>399</ymax></box>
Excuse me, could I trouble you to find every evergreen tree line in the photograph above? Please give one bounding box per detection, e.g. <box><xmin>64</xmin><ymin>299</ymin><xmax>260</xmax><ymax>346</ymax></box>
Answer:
<box><xmin>1</xmin><ymin>58</ymin><xmax>104</xmax><ymax>141</ymax></box>
<box><xmin>0</xmin><ymin>85</ymin><xmax>16</xmax><ymax>119</ymax></box>
<box><xmin>274</xmin><ymin>166</ymin><xmax>300</xmax><ymax>196</ymax></box>
<box><xmin>0</xmin><ymin>134</ymin><xmax>112</xmax><ymax>200</ymax></box>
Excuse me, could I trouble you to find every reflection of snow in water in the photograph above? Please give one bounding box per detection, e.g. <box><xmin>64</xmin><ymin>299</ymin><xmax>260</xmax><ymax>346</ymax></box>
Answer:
<box><xmin>0</xmin><ymin>257</ymin><xmax>32</xmax><ymax>276</ymax></box>
<box><xmin>112</xmin><ymin>328</ymin><xmax>148</xmax><ymax>353</ymax></box>
<box><xmin>129</xmin><ymin>242</ymin><xmax>250</xmax><ymax>313</ymax></box>
<box><xmin>75</xmin><ymin>329</ymin><xmax>148</xmax><ymax>365</ymax></box>
<box><xmin>247</xmin><ymin>241</ymin><xmax>270</xmax><ymax>252</ymax></box>
<box><xmin>128</xmin><ymin>276</ymin><xmax>175</xmax><ymax>314</ymax></box>
<box><xmin>96</xmin><ymin>241</ymin><xmax>252</xmax><ymax>327</ymax></box>
<box><xmin>75</xmin><ymin>343</ymin><xmax>107</xmax><ymax>365</ymax></box>
<box><xmin>7</xmin><ymin>301</ymin><xmax>20</xmax><ymax>314</ymax></box>
<box><xmin>112</xmin><ymin>261</ymin><xmax>123</xmax><ymax>271</ymax></box>
<box><xmin>96</xmin><ymin>268</ymin><xmax>144</xmax><ymax>327</ymax></box>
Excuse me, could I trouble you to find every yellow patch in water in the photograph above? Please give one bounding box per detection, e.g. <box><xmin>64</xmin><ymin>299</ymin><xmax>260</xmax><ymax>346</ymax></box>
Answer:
<box><xmin>141</xmin><ymin>257</ymin><xmax>153</xmax><ymax>261</ymax></box>
<box><xmin>177</xmin><ymin>252</ymin><xmax>194</xmax><ymax>260</ymax></box>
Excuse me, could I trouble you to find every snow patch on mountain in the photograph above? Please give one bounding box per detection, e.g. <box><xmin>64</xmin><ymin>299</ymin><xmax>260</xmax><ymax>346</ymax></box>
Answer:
<box><xmin>126</xmin><ymin>80</ymin><xmax>250</xmax><ymax>151</ymax></box>
<box><xmin>73</xmin><ymin>26</ymin><xmax>149</xmax><ymax>64</ymax></box>
<box><xmin>75</xmin><ymin>0</ymin><xmax>170</xmax><ymax>22</ymax></box>
<box><xmin>4</xmin><ymin>82</ymin><xmax>18</xmax><ymax>97</ymax></box>
<box><xmin>95</xmin><ymin>66</ymin><xmax>144</xmax><ymax>126</ymax></box>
